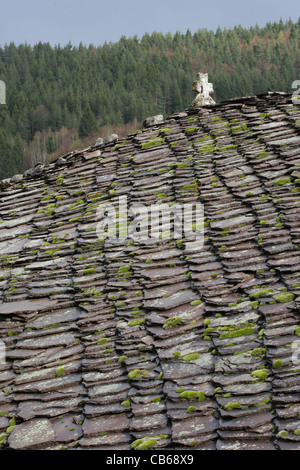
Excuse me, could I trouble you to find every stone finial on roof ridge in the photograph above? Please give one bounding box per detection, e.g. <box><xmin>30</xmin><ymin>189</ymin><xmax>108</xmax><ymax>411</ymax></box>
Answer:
<box><xmin>191</xmin><ymin>72</ymin><xmax>216</xmax><ymax>107</ymax></box>
<box><xmin>105</xmin><ymin>134</ymin><xmax>119</xmax><ymax>145</ymax></box>
<box><xmin>93</xmin><ymin>137</ymin><xmax>104</xmax><ymax>148</ymax></box>
<box><xmin>143</xmin><ymin>115</ymin><xmax>164</xmax><ymax>128</ymax></box>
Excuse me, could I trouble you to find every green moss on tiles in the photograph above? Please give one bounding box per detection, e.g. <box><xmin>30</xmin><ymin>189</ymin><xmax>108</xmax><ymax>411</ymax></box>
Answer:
<box><xmin>152</xmin><ymin>397</ymin><xmax>161</xmax><ymax>403</ymax></box>
<box><xmin>6</xmin><ymin>424</ymin><xmax>16</xmax><ymax>435</ymax></box>
<box><xmin>272</xmin><ymin>292</ymin><xmax>295</xmax><ymax>303</ymax></box>
<box><xmin>259</xmin><ymin>112</ymin><xmax>271</xmax><ymax>118</ymax></box>
<box><xmin>118</xmin><ymin>355</ymin><xmax>127</xmax><ymax>364</ymax></box>
<box><xmin>128</xmin><ymin>318</ymin><xmax>146</xmax><ymax>327</ymax></box>
<box><xmin>258</xmin><ymin>329</ymin><xmax>265</xmax><ymax>340</ymax></box>
<box><xmin>277</xmin><ymin>430</ymin><xmax>288</xmax><ymax>438</ymax></box>
<box><xmin>291</xmin><ymin>186</ymin><xmax>300</xmax><ymax>193</ymax></box>
<box><xmin>7</xmin><ymin>331</ymin><xmax>18</xmax><ymax>337</ymax></box>
<box><xmin>94</xmin><ymin>330</ymin><xmax>104</xmax><ymax>336</ymax></box>
<box><xmin>104</xmin><ymin>349</ymin><xmax>113</xmax><ymax>354</ymax></box>
<box><xmin>97</xmin><ymin>338</ymin><xmax>108</xmax><ymax>346</ymax></box>
<box><xmin>121</xmin><ymin>399</ymin><xmax>131</xmax><ymax>407</ymax></box>
<box><xmin>56</xmin><ymin>367</ymin><xmax>64</xmax><ymax>377</ymax></box>
<box><xmin>221</xmin><ymin>144</ymin><xmax>238</xmax><ymax>151</ymax></box>
<box><xmin>250</xmin><ymin>289</ymin><xmax>274</xmax><ymax>299</ymax></box>
<box><xmin>176</xmin><ymin>162</ymin><xmax>188</xmax><ymax>168</ymax></box>
<box><xmin>0</xmin><ymin>434</ymin><xmax>7</xmax><ymax>447</ymax></box>
<box><xmin>219</xmin><ymin>324</ymin><xmax>254</xmax><ymax>340</ymax></box>
<box><xmin>273</xmin><ymin>360</ymin><xmax>283</xmax><ymax>369</ymax></box>
<box><xmin>156</xmin><ymin>192</ymin><xmax>167</xmax><ymax>199</ymax></box>
<box><xmin>181</xmin><ymin>184</ymin><xmax>198</xmax><ymax>192</ymax></box>
<box><xmin>158</xmin><ymin>127</ymin><xmax>172</xmax><ymax>134</ymax></box>
<box><xmin>128</xmin><ymin>369</ymin><xmax>149</xmax><ymax>381</ymax></box>
<box><xmin>83</xmin><ymin>268</ymin><xmax>95</xmax><ymax>276</ymax></box>
<box><xmin>198</xmin><ymin>144</ymin><xmax>218</xmax><ymax>155</ymax></box>
<box><xmin>180</xmin><ymin>353</ymin><xmax>200</xmax><ymax>362</ymax></box>
<box><xmin>190</xmin><ymin>300</ymin><xmax>201</xmax><ymax>306</ymax></box>
<box><xmin>254</xmin><ymin>397</ymin><xmax>271</xmax><ymax>407</ymax></box>
<box><xmin>163</xmin><ymin>317</ymin><xmax>182</xmax><ymax>329</ymax></box>
<box><xmin>256</xmin><ymin>152</ymin><xmax>268</xmax><ymax>159</ymax></box>
<box><xmin>180</xmin><ymin>391</ymin><xmax>205</xmax><ymax>402</ymax></box>
<box><xmin>295</xmin><ymin>327</ymin><xmax>300</xmax><ymax>337</ymax></box>
<box><xmin>223</xmin><ymin>402</ymin><xmax>241</xmax><ymax>411</ymax></box>
<box><xmin>115</xmin><ymin>301</ymin><xmax>126</xmax><ymax>308</ymax></box>
<box><xmin>43</xmin><ymin>248</ymin><xmax>60</xmax><ymax>257</ymax></box>
<box><xmin>274</xmin><ymin>178</ymin><xmax>291</xmax><ymax>186</ymax></box>
<box><xmin>131</xmin><ymin>437</ymin><xmax>158</xmax><ymax>450</ymax></box>
<box><xmin>202</xmin><ymin>327</ymin><xmax>215</xmax><ymax>336</ymax></box>
<box><xmin>294</xmin><ymin>429</ymin><xmax>300</xmax><ymax>436</ymax></box>
<box><xmin>252</xmin><ymin>369</ymin><xmax>268</xmax><ymax>381</ymax></box>
<box><xmin>141</xmin><ymin>138</ymin><xmax>165</xmax><ymax>149</ymax></box>
<box><xmin>186</xmin><ymin>406</ymin><xmax>196</xmax><ymax>413</ymax></box>
<box><xmin>118</xmin><ymin>265</ymin><xmax>131</xmax><ymax>273</ymax></box>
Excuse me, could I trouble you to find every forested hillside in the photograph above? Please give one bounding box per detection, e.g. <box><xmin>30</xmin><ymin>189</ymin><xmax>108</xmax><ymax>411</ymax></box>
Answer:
<box><xmin>0</xmin><ymin>18</ymin><xmax>299</xmax><ymax>179</ymax></box>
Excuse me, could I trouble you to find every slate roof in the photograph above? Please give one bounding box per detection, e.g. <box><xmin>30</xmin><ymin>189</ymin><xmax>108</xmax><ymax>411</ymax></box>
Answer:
<box><xmin>1</xmin><ymin>91</ymin><xmax>300</xmax><ymax>450</ymax></box>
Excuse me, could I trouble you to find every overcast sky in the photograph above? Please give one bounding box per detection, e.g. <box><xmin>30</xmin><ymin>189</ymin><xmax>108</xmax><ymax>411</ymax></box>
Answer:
<box><xmin>0</xmin><ymin>0</ymin><xmax>299</xmax><ymax>47</ymax></box>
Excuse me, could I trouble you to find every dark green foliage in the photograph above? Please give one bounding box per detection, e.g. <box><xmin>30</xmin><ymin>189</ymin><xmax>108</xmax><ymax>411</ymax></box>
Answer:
<box><xmin>46</xmin><ymin>132</ymin><xmax>56</xmax><ymax>154</ymax></box>
<box><xmin>79</xmin><ymin>101</ymin><xmax>99</xmax><ymax>138</ymax></box>
<box><xmin>0</xmin><ymin>19</ymin><xmax>299</xmax><ymax>179</ymax></box>
<box><xmin>0</xmin><ymin>129</ymin><xmax>24</xmax><ymax>178</ymax></box>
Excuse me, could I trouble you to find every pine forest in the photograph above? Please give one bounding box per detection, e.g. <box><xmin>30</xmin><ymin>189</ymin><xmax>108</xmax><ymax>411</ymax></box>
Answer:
<box><xmin>0</xmin><ymin>18</ymin><xmax>299</xmax><ymax>179</ymax></box>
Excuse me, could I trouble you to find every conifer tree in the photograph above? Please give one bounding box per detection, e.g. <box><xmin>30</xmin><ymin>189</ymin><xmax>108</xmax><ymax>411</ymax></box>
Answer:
<box><xmin>78</xmin><ymin>102</ymin><xmax>99</xmax><ymax>138</ymax></box>
<box><xmin>46</xmin><ymin>132</ymin><xmax>56</xmax><ymax>154</ymax></box>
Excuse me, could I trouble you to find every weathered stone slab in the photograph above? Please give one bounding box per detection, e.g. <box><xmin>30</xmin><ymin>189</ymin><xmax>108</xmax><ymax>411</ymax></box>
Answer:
<box><xmin>0</xmin><ymin>299</ymin><xmax>58</xmax><ymax>316</ymax></box>
<box><xmin>172</xmin><ymin>414</ymin><xmax>218</xmax><ymax>440</ymax></box>
<box><xmin>82</xmin><ymin>413</ymin><xmax>129</xmax><ymax>436</ymax></box>
<box><xmin>17</xmin><ymin>332</ymin><xmax>77</xmax><ymax>349</ymax></box>
<box><xmin>8</xmin><ymin>419</ymin><xmax>56</xmax><ymax>449</ymax></box>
